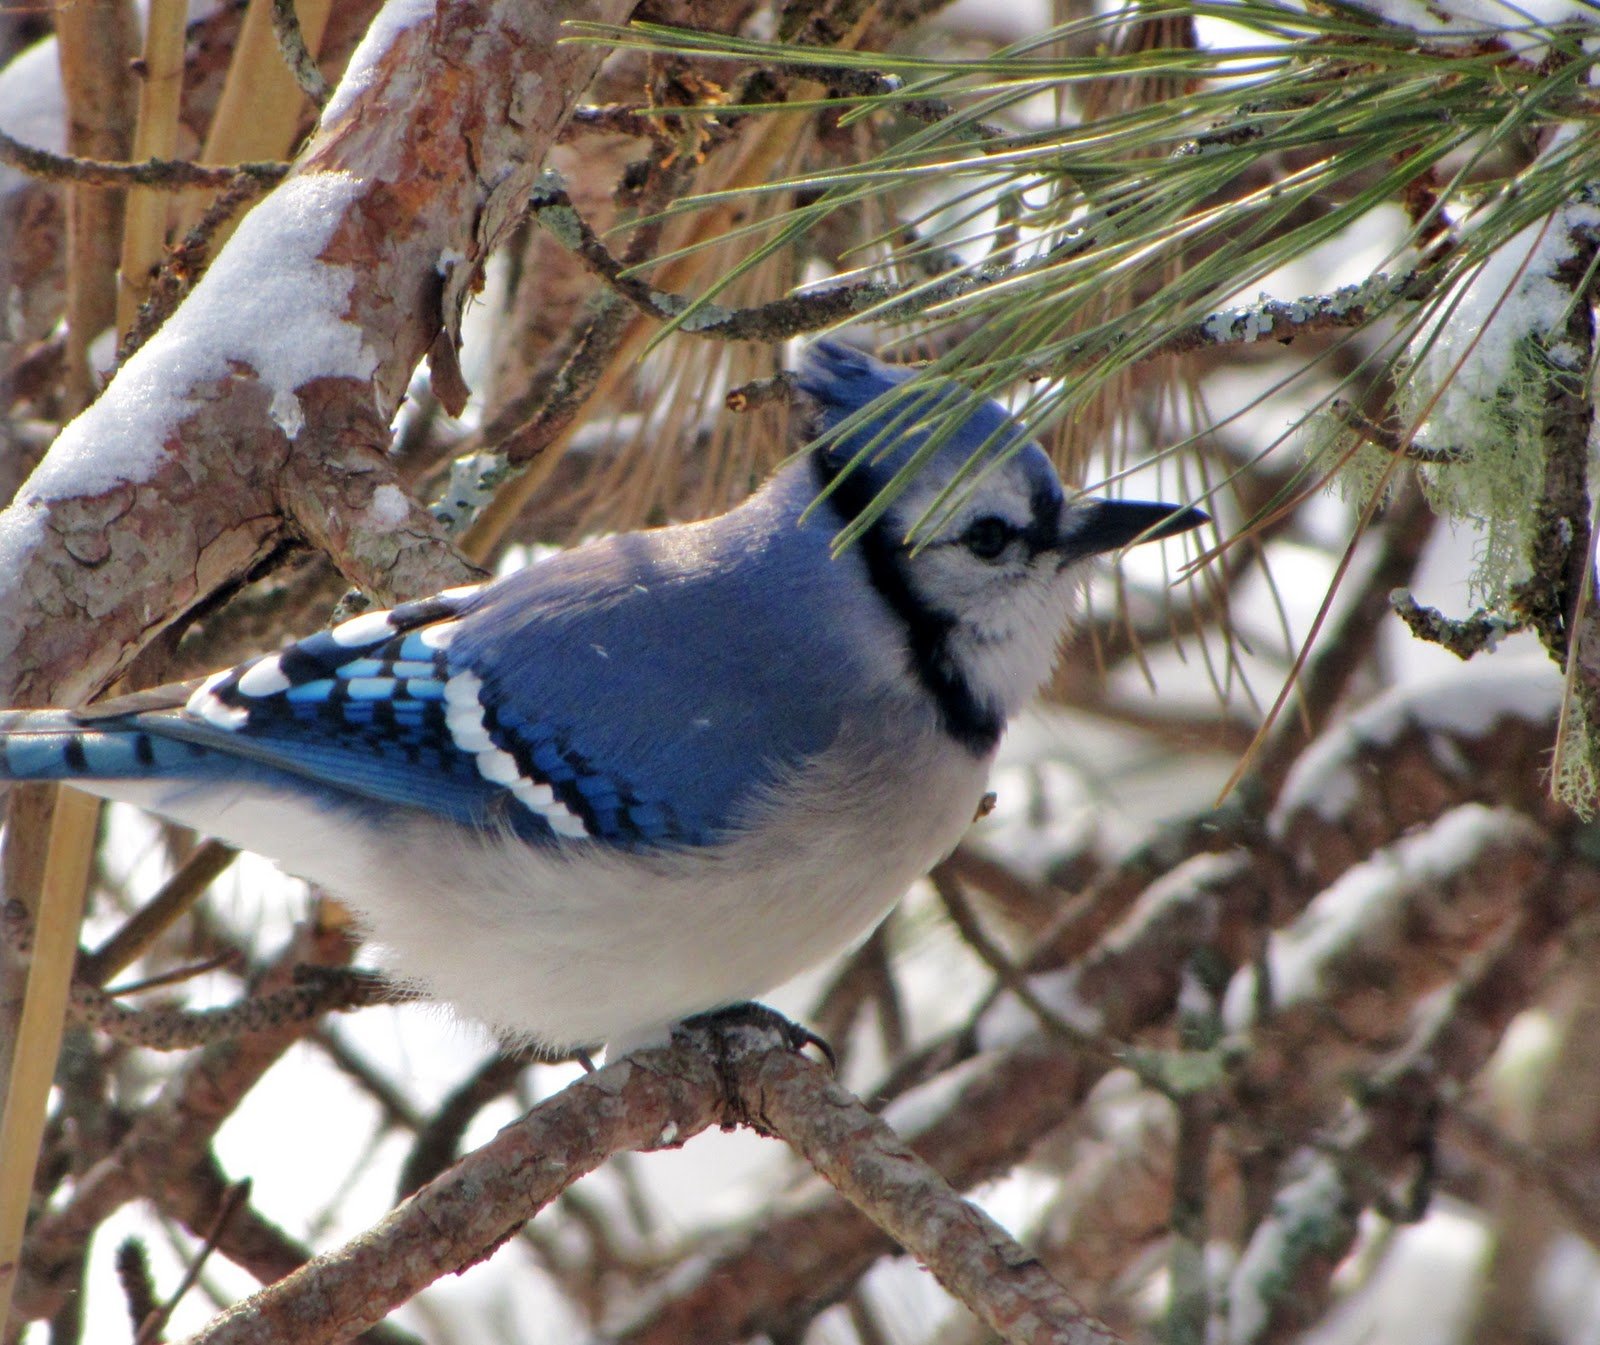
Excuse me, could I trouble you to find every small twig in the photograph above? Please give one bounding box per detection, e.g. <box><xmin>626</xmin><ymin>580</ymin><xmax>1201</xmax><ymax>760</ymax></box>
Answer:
<box><xmin>725</xmin><ymin>371</ymin><xmax>795</xmax><ymax>412</ymax></box>
<box><xmin>312</xmin><ymin>1026</ymin><xmax>426</xmax><ymax>1133</ymax></box>
<box><xmin>808</xmin><ymin>922</ymin><xmax>903</xmax><ymax>1070</ymax></box>
<box><xmin>780</xmin><ymin>62</ymin><xmax>1011</xmax><ymax>145</ymax></box>
<box><xmin>930</xmin><ymin>866</ymin><xmax>1124</xmax><ymax>1072</ymax></box>
<box><xmin>1330</xmin><ymin>397</ymin><xmax>1465</xmax><ymax>464</ymax></box>
<box><xmin>558</xmin><ymin>61</ymin><xmax>1011</xmax><ymax>147</ymax></box>
<box><xmin>79</xmin><ymin>840</ymin><xmax>238</xmax><ymax>987</ymax></box>
<box><xmin>68</xmin><ymin>964</ymin><xmax>406</xmax><ymax>1049</ymax></box>
<box><xmin>270</xmin><ymin>0</ymin><xmax>331</xmax><ymax>110</ymax></box>
<box><xmin>0</xmin><ymin>125</ymin><xmax>286</xmax><ymax>189</ymax></box>
<box><xmin>104</xmin><ymin>950</ymin><xmax>244</xmax><ymax>997</ymax></box>
<box><xmin>135</xmin><ymin>1180</ymin><xmax>251</xmax><ymax>1344</ymax></box>
<box><xmin>397</xmin><ymin>1048</ymin><xmax>536</xmax><ymax>1197</ymax></box>
<box><xmin>527</xmin><ymin>177</ymin><xmax>887</xmax><ymax>338</ymax></box>
<box><xmin>1390</xmin><ymin>589</ymin><xmax>1523</xmax><ymax>659</ymax></box>
<box><xmin>561</xmin><ymin>103</ymin><xmax>662</xmax><ymax>140</ymax></box>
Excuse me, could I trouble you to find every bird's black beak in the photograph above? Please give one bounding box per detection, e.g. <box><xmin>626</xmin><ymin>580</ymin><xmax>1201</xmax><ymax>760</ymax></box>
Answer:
<box><xmin>1066</xmin><ymin>499</ymin><xmax>1209</xmax><ymax>557</ymax></box>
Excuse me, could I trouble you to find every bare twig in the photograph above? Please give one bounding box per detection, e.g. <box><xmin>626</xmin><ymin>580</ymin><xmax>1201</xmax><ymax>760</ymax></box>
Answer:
<box><xmin>68</xmin><ymin>965</ymin><xmax>405</xmax><ymax>1049</ymax></box>
<box><xmin>397</xmin><ymin>1049</ymin><xmax>535</xmax><ymax>1197</ymax></box>
<box><xmin>115</xmin><ymin>1239</ymin><xmax>160</xmax><ymax>1340</ymax></box>
<box><xmin>0</xmin><ymin>126</ymin><xmax>286</xmax><ymax>191</ymax></box>
<box><xmin>78</xmin><ymin>840</ymin><xmax>238</xmax><ymax>987</ymax></box>
<box><xmin>725</xmin><ymin>371</ymin><xmax>796</xmax><ymax>412</ymax></box>
<box><xmin>1329</xmin><ymin>398</ymin><xmax>1465</xmax><ymax>464</ymax></box>
<box><xmin>931</xmin><ymin>865</ymin><xmax>1123</xmax><ymax>1072</ymax></box>
<box><xmin>270</xmin><ymin>0</ymin><xmax>331</xmax><ymax>109</ymax></box>
<box><xmin>1390</xmin><ymin>590</ymin><xmax>1522</xmax><ymax>659</ymax></box>
<box><xmin>134</xmin><ymin>1179</ymin><xmax>250</xmax><ymax>1344</ymax></box>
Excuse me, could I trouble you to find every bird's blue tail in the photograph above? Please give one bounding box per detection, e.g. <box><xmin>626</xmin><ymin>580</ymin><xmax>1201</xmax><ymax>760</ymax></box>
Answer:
<box><xmin>0</xmin><ymin>710</ymin><xmax>212</xmax><ymax>782</ymax></box>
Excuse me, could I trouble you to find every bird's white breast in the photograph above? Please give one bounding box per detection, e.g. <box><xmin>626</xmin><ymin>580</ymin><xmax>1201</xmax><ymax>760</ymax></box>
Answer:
<box><xmin>89</xmin><ymin>714</ymin><xmax>991</xmax><ymax>1051</ymax></box>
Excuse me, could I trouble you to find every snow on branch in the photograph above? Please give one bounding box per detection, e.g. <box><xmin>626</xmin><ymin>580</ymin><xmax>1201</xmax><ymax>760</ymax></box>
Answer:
<box><xmin>1226</xmin><ymin>859</ymin><xmax>1600</xmax><ymax>1344</ymax></box>
<box><xmin>0</xmin><ymin>0</ymin><xmax>632</xmax><ymax>709</ymax></box>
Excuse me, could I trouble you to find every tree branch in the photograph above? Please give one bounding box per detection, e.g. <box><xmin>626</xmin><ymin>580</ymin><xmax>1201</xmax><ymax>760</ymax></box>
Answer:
<box><xmin>0</xmin><ymin>0</ymin><xmax>632</xmax><ymax>713</ymax></box>
<box><xmin>183</xmin><ymin>1021</ymin><xmax>1109</xmax><ymax>1345</ymax></box>
<box><xmin>0</xmin><ymin>127</ymin><xmax>287</xmax><ymax>190</ymax></box>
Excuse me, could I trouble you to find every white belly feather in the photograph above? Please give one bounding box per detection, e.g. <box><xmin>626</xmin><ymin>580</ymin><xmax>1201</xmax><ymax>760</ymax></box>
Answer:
<box><xmin>90</xmin><ymin>728</ymin><xmax>989</xmax><ymax>1050</ymax></box>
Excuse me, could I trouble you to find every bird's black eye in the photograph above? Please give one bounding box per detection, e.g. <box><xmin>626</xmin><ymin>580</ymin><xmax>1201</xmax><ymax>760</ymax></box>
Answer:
<box><xmin>962</xmin><ymin>516</ymin><xmax>1015</xmax><ymax>561</ymax></box>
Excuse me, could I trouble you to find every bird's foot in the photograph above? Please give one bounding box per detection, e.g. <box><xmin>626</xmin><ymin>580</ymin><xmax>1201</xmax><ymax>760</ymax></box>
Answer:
<box><xmin>677</xmin><ymin>1000</ymin><xmax>836</xmax><ymax>1072</ymax></box>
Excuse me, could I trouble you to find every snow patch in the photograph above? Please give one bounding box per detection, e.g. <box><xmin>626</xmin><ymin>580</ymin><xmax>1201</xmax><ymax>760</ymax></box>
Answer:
<box><xmin>0</xmin><ymin>40</ymin><xmax>66</xmax><ymax>204</ymax></box>
<box><xmin>1273</xmin><ymin>660</ymin><xmax>1562</xmax><ymax>826</ymax></box>
<box><xmin>320</xmin><ymin>0</ymin><xmax>438</xmax><ymax>127</ymax></box>
<box><xmin>369</xmin><ymin>482</ymin><xmax>411</xmax><ymax>527</ymax></box>
<box><xmin>270</xmin><ymin>387</ymin><xmax>305</xmax><ymax>438</ymax></box>
<box><xmin>1230</xmin><ymin>1154</ymin><xmax>1348</xmax><ymax>1344</ymax></box>
<box><xmin>0</xmin><ymin>501</ymin><xmax>47</xmax><ymax>576</ymax></box>
<box><xmin>1412</xmin><ymin>196</ymin><xmax>1600</xmax><ymax>453</ymax></box>
<box><xmin>1226</xmin><ymin>804</ymin><xmax>1518</xmax><ymax>1029</ymax></box>
<box><xmin>21</xmin><ymin>171</ymin><xmax>377</xmax><ymax>504</ymax></box>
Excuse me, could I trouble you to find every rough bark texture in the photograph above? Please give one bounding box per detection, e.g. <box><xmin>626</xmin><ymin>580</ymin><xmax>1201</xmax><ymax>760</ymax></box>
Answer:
<box><xmin>0</xmin><ymin>0</ymin><xmax>634</xmax><ymax>712</ymax></box>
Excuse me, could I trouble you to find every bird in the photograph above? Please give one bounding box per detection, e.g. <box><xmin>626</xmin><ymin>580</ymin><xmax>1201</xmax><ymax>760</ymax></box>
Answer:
<box><xmin>0</xmin><ymin>340</ymin><xmax>1206</xmax><ymax>1056</ymax></box>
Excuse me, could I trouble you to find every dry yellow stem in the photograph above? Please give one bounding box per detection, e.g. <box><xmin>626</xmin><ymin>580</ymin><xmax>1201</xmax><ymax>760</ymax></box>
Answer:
<box><xmin>117</xmin><ymin>0</ymin><xmax>192</xmax><ymax>335</ymax></box>
<box><xmin>55</xmin><ymin>0</ymin><xmax>136</xmax><ymax>411</ymax></box>
<box><xmin>0</xmin><ymin>787</ymin><xmax>100</xmax><ymax>1334</ymax></box>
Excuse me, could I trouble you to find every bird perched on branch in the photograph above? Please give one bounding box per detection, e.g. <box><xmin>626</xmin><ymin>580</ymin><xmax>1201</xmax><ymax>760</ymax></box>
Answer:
<box><xmin>0</xmin><ymin>341</ymin><xmax>1205</xmax><ymax>1054</ymax></box>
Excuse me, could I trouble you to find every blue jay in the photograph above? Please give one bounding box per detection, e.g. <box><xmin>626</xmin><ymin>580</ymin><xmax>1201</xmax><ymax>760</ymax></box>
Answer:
<box><xmin>0</xmin><ymin>341</ymin><xmax>1204</xmax><ymax>1053</ymax></box>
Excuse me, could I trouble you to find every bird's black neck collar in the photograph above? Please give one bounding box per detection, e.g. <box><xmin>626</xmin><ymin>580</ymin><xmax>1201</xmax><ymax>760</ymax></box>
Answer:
<box><xmin>812</xmin><ymin>451</ymin><xmax>1002</xmax><ymax>756</ymax></box>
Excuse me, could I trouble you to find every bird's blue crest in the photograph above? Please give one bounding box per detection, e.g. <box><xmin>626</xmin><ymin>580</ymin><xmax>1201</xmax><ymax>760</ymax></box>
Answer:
<box><xmin>796</xmin><ymin>340</ymin><xmax>1034</xmax><ymax>500</ymax></box>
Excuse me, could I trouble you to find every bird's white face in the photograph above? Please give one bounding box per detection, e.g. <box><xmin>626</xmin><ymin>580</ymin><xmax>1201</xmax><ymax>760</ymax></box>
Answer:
<box><xmin>891</xmin><ymin>460</ymin><xmax>1087</xmax><ymax>725</ymax></box>
<box><xmin>798</xmin><ymin>344</ymin><xmax>1204</xmax><ymax>754</ymax></box>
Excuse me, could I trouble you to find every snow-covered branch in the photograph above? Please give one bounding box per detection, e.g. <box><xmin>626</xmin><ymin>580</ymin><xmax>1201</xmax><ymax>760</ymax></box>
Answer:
<box><xmin>0</xmin><ymin>0</ymin><xmax>631</xmax><ymax>709</ymax></box>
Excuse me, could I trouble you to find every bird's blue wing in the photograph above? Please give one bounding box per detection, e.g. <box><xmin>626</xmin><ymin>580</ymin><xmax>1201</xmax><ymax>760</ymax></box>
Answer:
<box><xmin>106</xmin><ymin>517</ymin><xmax>863</xmax><ymax>849</ymax></box>
<box><xmin>140</xmin><ymin>585</ymin><xmax>516</xmax><ymax>828</ymax></box>
<box><xmin>447</xmin><ymin>526</ymin><xmax>859</xmax><ymax>846</ymax></box>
